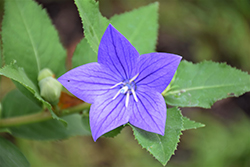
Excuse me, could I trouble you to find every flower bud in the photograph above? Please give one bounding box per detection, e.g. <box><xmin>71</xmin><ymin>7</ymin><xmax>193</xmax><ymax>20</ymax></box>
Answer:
<box><xmin>38</xmin><ymin>68</ymin><xmax>54</xmax><ymax>82</ymax></box>
<box><xmin>39</xmin><ymin>76</ymin><xmax>62</xmax><ymax>105</ymax></box>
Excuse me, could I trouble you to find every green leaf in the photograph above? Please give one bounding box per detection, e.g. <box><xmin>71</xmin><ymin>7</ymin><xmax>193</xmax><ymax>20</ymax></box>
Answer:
<box><xmin>103</xmin><ymin>126</ymin><xmax>124</xmax><ymax>138</ymax></box>
<box><xmin>0</xmin><ymin>63</ymin><xmax>39</xmax><ymax>98</ymax></box>
<box><xmin>0</xmin><ymin>137</ymin><xmax>30</xmax><ymax>167</ymax></box>
<box><xmin>0</xmin><ymin>39</ymin><xmax>2</xmax><ymax>83</ymax></box>
<box><xmin>82</xmin><ymin>114</ymin><xmax>124</xmax><ymax>138</ymax></box>
<box><xmin>1</xmin><ymin>90</ymin><xmax>90</xmax><ymax>140</ymax></box>
<box><xmin>74</xmin><ymin>0</ymin><xmax>109</xmax><ymax>53</ymax></box>
<box><xmin>72</xmin><ymin>38</ymin><xmax>97</xmax><ymax>68</ymax></box>
<box><xmin>1</xmin><ymin>89</ymin><xmax>42</xmax><ymax>118</ymax></box>
<box><xmin>2</xmin><ymin>0</ymin><xmax>66</xmax><ymax>84</ymax></box>
<box><xmin>110</xmin><ymin>2</ymin><xmax>159</xmax><ymax>54</ymax></box>
<box><xmin>0</xmin><ymin>39</ymin><xmax>2</xmax><ymax>68</ymax></box>
<box><xmin>73</xmin><ymin>2</ymin><xmax>158</xmax><ymax>67</ymax></box>
<box><xmin>0</xmin><ymin>63</ymin><xmax>63</xmax><ymax>122</ymax></box>
<box><xmin>13</xmin><ymin>81</ymin><xmax>42</xmax><ymax>107</ymax></box>
<box><xmin>182</xmin><ymin>116</ymin><xmax>205</xmax><ymax>131</ymax></box>
<box><xmin>164</xmin><ymin>61</ymin><xmax>250</xmax><ymax>108</ymax></box>
<box><xmin>10</xmin><ymin>114</ymin><xmax>90</xmax><ymax>140</ymax></box>
<box><xmin>0</xmin><ymin>128</ymin><xmax>11</xmax><ymax>133</ymax></box>
<box><xmin>131</xmin><ymin>107</ymin><xmax>183</xmax><ymax>166</ymax></box>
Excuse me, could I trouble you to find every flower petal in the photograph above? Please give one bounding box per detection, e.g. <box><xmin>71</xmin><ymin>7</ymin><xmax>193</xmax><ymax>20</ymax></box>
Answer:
<box><xmin>136</xmin><ymin>53</ymin><xmax>182</xmax><ymax>93</ymax></box>
<box><xmin>129</xmin><ymin>85</ymin><xmax>166</xmax><ymax>135</ymax></box>
<box><xmin>58</xmin><ymin>62</ymin><xmax>118</xmax><ymax>104</ymax></box>
<box><xmin>90</xmin><ymin>89</ymin><xmax>130</xmax><ymax>141</ymax></box>
<box><xmin>98</xmin><ymin>24</ymin><xmax>140</xmax><ymax>80</ymax></box>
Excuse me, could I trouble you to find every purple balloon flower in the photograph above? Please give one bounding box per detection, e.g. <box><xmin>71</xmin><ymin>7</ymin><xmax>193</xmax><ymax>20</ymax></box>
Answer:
<box><xmin>58</xmin><ymin>24</ymin><xmax>182</xmax><ymax>141</ymax></box>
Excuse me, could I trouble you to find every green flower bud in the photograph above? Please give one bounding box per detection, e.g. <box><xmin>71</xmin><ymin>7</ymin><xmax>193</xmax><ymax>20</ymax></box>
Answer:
<box><xmin>38</xmin><ymin>68</ymin><xmax>54</xmax><ymax>82</ymax></box>
<box><xmin>39</xmin><ymin>76</ymin><xmax>62</xmax><ymax>105</ymax></box>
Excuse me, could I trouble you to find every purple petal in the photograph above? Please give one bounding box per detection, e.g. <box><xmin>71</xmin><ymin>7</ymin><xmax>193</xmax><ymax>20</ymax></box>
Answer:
<box><xmin>58</xmin><ymin>62</ymin><xmax>119</xmax><ymax>104</ymax></box>
<box><xmin>129</xmin><ymin>85</ymin><xmax>166</xmax><ymax>135</ymax></box>
<box><xmin>90</xmin><ymin>89</ymin><xmax>130</xmax><ymax>141</ymax></box>
<box><xmin>136</xmin><ymin>53</ymin><xmax>182</xmax><ymax>93</ymax></box>
<box><xmin>98</xmin><ymin>24</ymin><xmax>140</xmax><ymax>80</ymax></box>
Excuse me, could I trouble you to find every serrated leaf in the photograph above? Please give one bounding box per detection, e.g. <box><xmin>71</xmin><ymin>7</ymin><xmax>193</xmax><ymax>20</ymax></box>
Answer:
<box><xmin>0</xmin><ymin>63</ymin><xmax>39</xmax><ymax>97</ymax></box>
<box><xmin>131</xmin><ymin>107</ymin><xmax>183</xmax><ymax>166</ymax></box>
<box><xmin>182</xmin><ymin>116</ymin><xmax>205</xmax><ymax>131</ymax></box>
<box><xmin>72</xmin><ymin>2</ymin><xmax>159</xmax><ymax>67</ymax></box>
<box><xmin>74</xmin><ymin>0</ymin><xmax>109</xmax><ymax>53</ymax></box>
<box><xmin>2</xmin><ymin>0</ymin><xmax>66</xmax><ymax>84</ymax></box>
<box><xmin>110</xmin><ymin>2</ymin><xmax>159</xmax><ymax>54</ymax></box>
<box><xmin>0</xmin><ymin>63</ymin><xmax>63</xmax><ymax>122</ymax></box>
<box><xmin>1</xmin><ymin>90</ymin><xmax>90</xmax><ymax>140</ymax></box>
<box><xmin>164</xmin><ymin>61</ymin><xmax>250</xmax><ymax>108</ymax></box>
<box><xmin>72</xmin><ymin>38</ymin><xmax>97</xmax><ymax>68</ymax></box>
<box><xmin>0</xmin><ymin>137</ymin><xmax>30</xmax><ymax>167</ymax></box>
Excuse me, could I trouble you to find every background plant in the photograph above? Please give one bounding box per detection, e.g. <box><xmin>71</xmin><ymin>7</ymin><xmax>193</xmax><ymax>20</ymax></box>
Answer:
<box><xmin>0</xmin><ymin>0</ymin><xmax>250</xmax><ymax>166</ymax></box>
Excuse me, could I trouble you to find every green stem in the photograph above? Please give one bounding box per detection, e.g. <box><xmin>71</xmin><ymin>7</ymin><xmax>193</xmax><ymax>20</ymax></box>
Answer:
<box><xmin>0</xmin><ymin>103</ymin><xmax>91</xmax><ymax>128</ymax></box>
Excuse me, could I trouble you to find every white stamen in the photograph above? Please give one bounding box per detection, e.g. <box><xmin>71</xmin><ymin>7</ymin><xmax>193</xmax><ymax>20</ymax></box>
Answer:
<box><xmin>125</xmin><ymin>91</ymin><xmax>130</xmax><ymax>107</ymax></box>
<box><xmin>112</xmin><ymin>88</ymin><xmax>122</xmax><ymax>100</ymax></box>
<box><xmin>110</xmin><ymin>82</ymin><xmax>123</xmax><ymax>89</ymax></box>
<box><xmin>129</xmin><ymin>73</ymin><xmax>139</xmax><ymax>83</ymax></box>
<box><xmin>131</xmin><ymin>88</ymin><xmax>138</xmax><ymax>102</ymax></box>
<box><xmin>111</xmin><ymin>73</ymin><xmax>140</xmax><ymax>105</ymax></box>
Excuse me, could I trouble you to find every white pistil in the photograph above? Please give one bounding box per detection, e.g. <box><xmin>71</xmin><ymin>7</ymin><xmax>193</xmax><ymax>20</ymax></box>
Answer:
<box><xmin>120</xmin><ymin>86</ymin><xmax>128</xmax><ymax>94</ymax></box>
<box><xmin>129</xmin><ymin>73</ymin><xmax>139</xmax><ymax>83</ymax></box>
<box><xmin>125</xmin><ymin>91</ymin><xmax>130</xmax><ymax>107</ymax></box>
<box><xmin>112</xmin><ymin>86</ymin><xmax>129</xmax><ymax>100</ymax></box>
<box><xmin>131</xmin><ymin>88</ymin><xmax>138</xmax><ymax>102</ymax></box>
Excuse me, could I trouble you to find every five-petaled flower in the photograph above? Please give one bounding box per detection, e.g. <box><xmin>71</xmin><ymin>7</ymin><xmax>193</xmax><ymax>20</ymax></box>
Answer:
<box><xmin>58</xmin><ymin>24</ymin><xmax>182</xmax><ymax>141</ymax></box>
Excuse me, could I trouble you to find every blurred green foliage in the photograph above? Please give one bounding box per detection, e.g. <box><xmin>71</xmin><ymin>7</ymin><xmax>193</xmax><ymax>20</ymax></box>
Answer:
<box><xmin>100</xmin><ymin>0</ymin><xmax>250</xmax><ymax>71</ymax></box>
<box><xmin>187</xmin><ymin>113</ymin><xmax>250</xmax><ymax>167</ymax></box>
<box><xmin>16</xmin><ymin>110</ymin><xmax>250</xmax><ymax>167</ymax></box>
<box><xmin>18</xmin><ymin>127</ymin><xmax>164</xmax><ymax>167</ymax></box>
<box><xmin>1</xmin><ymin>0</ymin><xmax>250</xmax><ymax>166</ymax></box>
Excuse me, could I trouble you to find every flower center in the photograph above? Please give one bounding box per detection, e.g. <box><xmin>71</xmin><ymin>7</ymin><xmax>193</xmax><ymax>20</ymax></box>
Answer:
<box><xmin>110</xmin><ymin>73</ymin><xmax>139</xmax><ymax>107</ymax></box>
